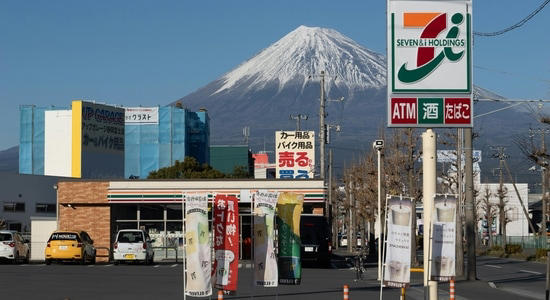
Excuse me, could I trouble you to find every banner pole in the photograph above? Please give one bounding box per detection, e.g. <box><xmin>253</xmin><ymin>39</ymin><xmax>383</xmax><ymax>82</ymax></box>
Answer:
<box><xmin>251</xmin><ymin>194</ymin><xmax>254</xmax><ymax>300</ymax></box>
<box><xmin>379</xmin><ymin>195</ymin><xmax>389</xmax><ymax>300</ymax></box>
<box><xmin>182</xmin><ymin>194</ymin><xmax>186</xmax><ymax>300</ymax></box>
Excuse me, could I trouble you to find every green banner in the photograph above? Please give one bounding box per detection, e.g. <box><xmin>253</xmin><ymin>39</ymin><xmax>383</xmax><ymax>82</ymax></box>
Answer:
<box><xmin>276</xmin><ymin>192</ymin><xmax>303</xmax><ymax>285</ymax></box>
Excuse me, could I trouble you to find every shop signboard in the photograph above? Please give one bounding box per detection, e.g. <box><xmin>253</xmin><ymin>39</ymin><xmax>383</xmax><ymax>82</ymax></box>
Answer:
<box><xmin>430</xmin><ymin>195</ymin><xmax>457</xmax><ymax>281</ymax></box>
<box><xmin>383</xmin><ymin>196</ymin><xmax>413</xmax><ymax>288</ymax></box>
<box><xmin>253</xmin><ymin>190</ymin><xmax>279</xmax><ymax>287</ymax></box>
<box><xmin>275</xmin><ymin>131</ymin><xmax>315</xmax><ymax>179</ymax></box>
<box><xmin>276</xmin><ymin>192</ymin><xmax>303</xmax><ymax>285</ymax></box>
<box><xmin>124</xmin><ymin>107</ymin><xmax>159</xmax><ymax>125</ymax></box>
<box><xmin>212</xmin><ymin>195</ymin><xmax>240</xmax><ymax>292</ymax></box>
<box><xmin>184</xmin><ymin>194</ymin><xmax>211</xmax><ymax>297</ymax></box>
<box><xmin>387</xmin><ymin>0</ymin><xmax>473</xmax><ymax>127</ymax></box>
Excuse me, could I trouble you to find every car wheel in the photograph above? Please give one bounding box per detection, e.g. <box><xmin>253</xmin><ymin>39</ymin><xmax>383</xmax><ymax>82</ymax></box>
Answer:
<box><xmin>45</xmin><ymin>259</ymin><xmax>51</xmax><ymax>265</ymax></box>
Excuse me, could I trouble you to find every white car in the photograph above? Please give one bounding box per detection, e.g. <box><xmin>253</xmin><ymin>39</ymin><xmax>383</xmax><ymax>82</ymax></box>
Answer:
<box><xmin>0</xmin><ymin>231</ymin><xmax>30</xmax><ymax>264</ymax></box>
<box><xmin>113</xmin><ymin>230</ymin><xmax>154</xmax><ymax>264</ymax></box>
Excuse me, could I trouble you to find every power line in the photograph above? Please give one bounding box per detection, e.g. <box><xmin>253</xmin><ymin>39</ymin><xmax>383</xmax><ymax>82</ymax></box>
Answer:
<box><xmin>474</xmin><ymin>0</ymin><xmax>550</xmax><ymax>36</ymax></box>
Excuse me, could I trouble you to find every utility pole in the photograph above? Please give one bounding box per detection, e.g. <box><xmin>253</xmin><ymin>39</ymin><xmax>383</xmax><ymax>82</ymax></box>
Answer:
<box><xmin>531</xmin><ymin>128</ymin><xmax>549</xmax><ymax>237</ymax></box>
<box><xmin>329</xmin><ymin>149</ymin><xmax>338</xmax><ymax>249</ymax></box>
<box><xmin>319</xmin><ymin>71</ymin><xmax>326</xmax><ymax>179</ymax></box>
<box><xmin>317</xmin><ymin>71</ymin><xmax>344</xmax><ymax>179</ymax></box>
<box><xmin>464</xmin><ymin>128</ymin><xmax>476</xmax><ymax>280</ymax></box>
<box><xmin>491</xmin><ymin>146</ymin><xmax>508</xmax><ymax>248</ymax></box>
<box><xmin>456</xmin><ymin>128</ymin><xmax>464</xmax><ymax>277</ymax></box>
<box><xmin>290</xmin><ymin>114</ymin><xmax>308</xmax><ymax>131</ymax></box>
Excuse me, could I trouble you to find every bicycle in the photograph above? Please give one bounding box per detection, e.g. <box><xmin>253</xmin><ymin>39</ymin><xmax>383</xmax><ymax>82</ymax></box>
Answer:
<box><xmin>353</xmin><ymin>249</ymin><xmax>368</xmax><ymax>281</ymax></box>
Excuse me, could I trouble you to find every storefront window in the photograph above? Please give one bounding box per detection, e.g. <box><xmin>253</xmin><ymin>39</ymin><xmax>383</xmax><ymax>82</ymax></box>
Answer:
<box><xmin>112</xmin><ymin>204</ymin><xmax>138</xmax><ymax>220</ymax></box>
<box><xmin>140</xmin><ymin>204</ymin><xmax>164</xmax><ymax>220</ymax></box>
<box><xmin>114</xmin><ymin>222</ymin><xmax>138</xmax><ymax>231</ymax></box>
<box><xmin>166</xmin><ymin>204</ymin><xmax>182</xmax><ymax>220</ymax></box>
<box><xmin>140</xmin><ymin>221</ymin><xmax>164</xmax><ymax>247</ymax></box>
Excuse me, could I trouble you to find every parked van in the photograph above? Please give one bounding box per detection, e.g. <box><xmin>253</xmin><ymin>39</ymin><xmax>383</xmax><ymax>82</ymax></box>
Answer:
<box><xmin>300</xmin><ymin>215</ymin><xmax>331</xmax><ymax>267</ymax></box>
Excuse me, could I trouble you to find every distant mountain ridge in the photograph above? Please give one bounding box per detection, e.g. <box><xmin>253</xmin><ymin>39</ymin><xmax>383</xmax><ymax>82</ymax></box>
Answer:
<box><xmin>0</xmin><ymin>26</ymin><xmax>539</xmax><ymax>185</ymax></box>
<box><xmin>174</xmin><ymin>25</ymin><xmax>538</xmax><ymax>185</ymax></box>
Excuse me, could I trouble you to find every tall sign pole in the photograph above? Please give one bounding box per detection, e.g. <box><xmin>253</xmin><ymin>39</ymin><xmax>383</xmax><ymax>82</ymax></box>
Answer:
<box><xmin>387</xmin><ymin>1</ymin><xmax>473</xmax><ymax>298</ymax></box>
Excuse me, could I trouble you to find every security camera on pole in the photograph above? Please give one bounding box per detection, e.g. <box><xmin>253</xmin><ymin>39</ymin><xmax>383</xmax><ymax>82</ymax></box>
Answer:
<box><xmin>373</xmin><ymin>139</ymin><xmax>384</xmax><ymax>281</ymax></box>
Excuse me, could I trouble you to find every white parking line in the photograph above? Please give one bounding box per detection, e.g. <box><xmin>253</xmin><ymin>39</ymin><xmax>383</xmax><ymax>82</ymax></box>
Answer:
<box><xmin>170</xmin><ymin>264</ymin><xmax>178</xmax><ymax>268</ymax></box>
<box><xmin>520</xmin><ymin>269</ymin><xmax>542</xmax><ymax>275</ymax></box>
<box><xmin>483</xmin><ymin>264</ymin><xmax>502</xmax><ymax>269</ymax></box>
<box><xmin>104</xmin><ymin>264</ymin><xmax>113</xmax><ymax>267</ymax></box>
<box><xmin>87</xmin><ymin>265</ymin><xmax>95</xmax><ymax>267</ymax></box>
<box><xmin>153</xmin><ymin>265</ymin><xmax>160</xmax><ymax>268</ymax></box>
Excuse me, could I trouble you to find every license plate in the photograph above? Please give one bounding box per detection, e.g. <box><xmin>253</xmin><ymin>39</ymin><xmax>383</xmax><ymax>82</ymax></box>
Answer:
<box><xmin>305</xmin><ymin>247</ymin><xmax>314</xmax><ymax>252</ymax></box>
<box><xmin>124</xmin><ymin>254</ymin><xmax>135</xmax><ymax>259</ymax></box>
<box><xmin>59</xmin><ymin>245</ymin><xmax>68</xmax><ymax>250</ymax></box>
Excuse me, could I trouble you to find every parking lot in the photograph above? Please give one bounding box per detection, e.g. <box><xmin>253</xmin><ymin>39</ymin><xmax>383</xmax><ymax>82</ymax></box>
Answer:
<box><xmin>0</xmin><ymin>255</ymin><xmax>544</xmax><ymax>300</ymax></box>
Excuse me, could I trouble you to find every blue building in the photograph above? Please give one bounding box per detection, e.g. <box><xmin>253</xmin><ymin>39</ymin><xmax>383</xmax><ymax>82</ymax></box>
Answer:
<box><xmin>124</xmin><ymin>106</ymin><xmax>209</xmax><ymax>178</ymax></box>
<box><xmin>19</xmin><ymin>103</ymin><xmax>210</xmax><ymax>179</ymax></box>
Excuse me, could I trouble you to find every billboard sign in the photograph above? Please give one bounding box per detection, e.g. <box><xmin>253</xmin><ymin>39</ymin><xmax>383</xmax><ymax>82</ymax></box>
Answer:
<box><xmin>275</xmin><ymin>131</ymin><xmax>315</xmax><ymax>179</ymax></box>
<box><xmin>387</xmin><ymin>1</ymin><xmax>472</xmax><ymax>128</ymax></box>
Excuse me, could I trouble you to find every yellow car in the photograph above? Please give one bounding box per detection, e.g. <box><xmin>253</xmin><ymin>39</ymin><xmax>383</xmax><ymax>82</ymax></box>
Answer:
<box><xmin>45</xmin><ymin>231</ymin><xmax>96</xmax><ymax>265</ymax></box>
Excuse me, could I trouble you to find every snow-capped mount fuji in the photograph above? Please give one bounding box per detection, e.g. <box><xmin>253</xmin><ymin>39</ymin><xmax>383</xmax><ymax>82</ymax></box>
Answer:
<box><xmin>176</xmin><ymin>25</ymin><xmax>390</xmax><ymax>147</ymax></box>
<box><xmin>213</xmin><ymin>25</ymin><xmax>386</xmax><ymax>96</ymax></box>
<box><xmin>175</xmin><ymin>25</ymin><xmax>534</xmax><ymax>180</ymax></box>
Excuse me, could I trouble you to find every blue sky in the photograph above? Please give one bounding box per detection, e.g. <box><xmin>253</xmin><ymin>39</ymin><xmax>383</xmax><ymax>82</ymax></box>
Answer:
<box><xmin>1</xmin><ymin>1</ymin><xmax>549</xmax><ymax>150</ymax></box>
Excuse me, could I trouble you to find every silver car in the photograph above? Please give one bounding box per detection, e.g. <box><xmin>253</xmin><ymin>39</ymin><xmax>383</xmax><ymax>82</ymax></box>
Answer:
<box><xmin>113</xmin><ymin>230</ymin><xmax>154</xmax><ymax>265</ymax></box>
<box><xmin>0</xmin><ymin>231</ymin><xmax>30</xmax><ymax>264</ymax></box>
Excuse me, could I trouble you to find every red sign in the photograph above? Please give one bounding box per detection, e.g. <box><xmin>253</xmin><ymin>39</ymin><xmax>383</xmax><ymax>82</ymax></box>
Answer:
<box><xmin>444</xmin><ymin>98</ymin><xmax>471</xmax><ymax>124</ymax></box>
<box><xmin>391</xmin><ymin>98</ymin><xmax>417</xmax><ymax>124</ymax></box>
<box><xmin>213</xmin><ymin>195</ymin><xmax>239</xmax><ymax>291</ymax></box>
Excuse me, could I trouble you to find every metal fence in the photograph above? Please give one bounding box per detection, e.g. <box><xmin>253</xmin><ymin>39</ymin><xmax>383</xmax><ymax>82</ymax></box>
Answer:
<box><xmin>493</xmin><ymin>235</ymin><xmax>549</xmax><ymax>249</ymax></box>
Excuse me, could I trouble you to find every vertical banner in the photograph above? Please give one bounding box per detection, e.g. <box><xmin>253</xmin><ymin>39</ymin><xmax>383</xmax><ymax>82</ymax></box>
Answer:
<box><xmin>253</xmin><ymin>190</ymin><xmax>279</xmax><ymax>287</ymax></box>
<box><xmin>213</xmin><ymin>195</ymin><xmax>240</xmax><ymax>292</ymax></box>
<box><xmin>276</xmin><ymin>192</ymin><xmax>304</xmax><ymax>285</ymax></box>
<box><xmin>430</xmin><ymin>195</ymin><xmax>457</xmax><ymax>281</ymax></box>
<box><xmin>185</xmin><ymin>194</ymin><xmax>212</xmax><ymax>297</ymax></box>
<box><xmin>384</xmin><ymin>196</ymin><xmax>412</xmax><ymax>288</ymax></box>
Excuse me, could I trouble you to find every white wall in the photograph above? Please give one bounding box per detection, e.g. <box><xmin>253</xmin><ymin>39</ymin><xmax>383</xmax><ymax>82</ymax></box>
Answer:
<box><xmin>44</xmin><ymin>110</ymin><xmax>72</xmax><ymax>177</ymax></box>
<box><xmin>477</xmin><ymin>183</ymin><xmax>529</xmax><ymax>237</ymax></box>
<box><xmin>30</xmin><ymin>218</ymin><xmax>57</xmax><ymax>261</ymax></box>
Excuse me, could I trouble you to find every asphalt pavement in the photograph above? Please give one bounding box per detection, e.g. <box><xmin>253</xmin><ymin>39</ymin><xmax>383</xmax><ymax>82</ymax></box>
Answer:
<box><xmin>0</xmin><ymin>254</ymin><xmax>547</xmax><ymax>299</ymax></box>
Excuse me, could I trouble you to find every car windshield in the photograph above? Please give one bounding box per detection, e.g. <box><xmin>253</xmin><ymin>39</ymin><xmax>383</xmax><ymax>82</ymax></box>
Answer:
<box><xmin>117</xmin><ymin>231</ymin><xmax>143</xmax><ymax>243</ymax></box>
<box><xmin>0</xmin><ymin>233</ymin><xmax>12</xmax><ymax>241</ymax></box>
<box><xmin>49</xmin><ymin>232</ymin><xmax>80</xmax><ymax>241</ymax></box>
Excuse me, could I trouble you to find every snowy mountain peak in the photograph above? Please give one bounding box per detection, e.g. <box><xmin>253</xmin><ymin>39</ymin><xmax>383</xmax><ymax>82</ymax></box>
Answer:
<box><xmin>214</xmin><ymin>25</ymin><xmax>387</xmax><ymax>95</ymax></box>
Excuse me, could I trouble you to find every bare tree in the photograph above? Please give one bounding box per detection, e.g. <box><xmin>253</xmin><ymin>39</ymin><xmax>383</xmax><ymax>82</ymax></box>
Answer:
<box><xmin>495</xmin><ymin>184</ymin><xmax>511</xmax><ymax>248</ymax></box>
<box><xmin>478</xmin><ymin>186</ymin><xmax>497</xmax><ymax>247</ymax></box>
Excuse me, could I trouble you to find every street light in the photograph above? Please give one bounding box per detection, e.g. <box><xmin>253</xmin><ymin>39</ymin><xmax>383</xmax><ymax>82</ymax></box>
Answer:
<box><xmin>373</xmin><ymin>139</ymin><xmax>384</xmax><ymax>280</ymax></box>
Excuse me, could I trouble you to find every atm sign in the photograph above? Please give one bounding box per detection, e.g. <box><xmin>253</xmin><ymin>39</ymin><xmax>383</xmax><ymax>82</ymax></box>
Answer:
<box><xmin>390</xmin><ymin>97</ymin><xmax>471</xmax><ymax>127</ymax></box>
